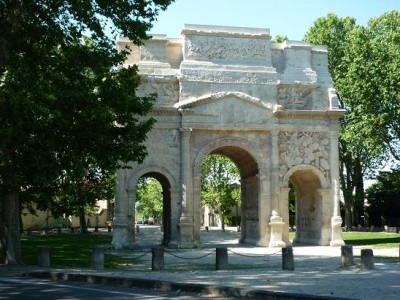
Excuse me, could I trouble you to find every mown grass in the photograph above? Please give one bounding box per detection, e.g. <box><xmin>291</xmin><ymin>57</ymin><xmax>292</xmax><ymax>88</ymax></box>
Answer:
<box><xmin>342</xmin><ymin>231</ymin><xmax>400</xmax><ymax>248</ymax></box>
<box><xmin>21</xmin><ymin>233</ymin><xmax>133</xmax><ymax>268</ymax></box>
<box><xmin>21</xmin><ymin>231</ymin><xmax>399</xmax><ymax>269</ymax></box>
<box><xmin>287</xmin><ymin>231</ymin><xmax>400</xmax><ymax>249</ymax></box>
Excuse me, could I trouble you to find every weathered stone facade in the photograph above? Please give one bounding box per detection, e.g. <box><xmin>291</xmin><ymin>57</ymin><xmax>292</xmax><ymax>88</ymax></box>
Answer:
<box><xmin>112</xmin><ymin>25</ymin><xmax>345</xmax><ymax>249</ymax></box>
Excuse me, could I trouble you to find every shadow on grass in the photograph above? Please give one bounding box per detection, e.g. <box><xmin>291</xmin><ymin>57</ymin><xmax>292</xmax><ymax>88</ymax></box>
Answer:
<box><xmin>21</xmin><ymin>233</ymin><xmax>133</xmax><ymax>268</ymax></box>
<box><xmin>344</xmin><ymin>235</ymin><xmax>400</xmax><ymax>246</ymax></box>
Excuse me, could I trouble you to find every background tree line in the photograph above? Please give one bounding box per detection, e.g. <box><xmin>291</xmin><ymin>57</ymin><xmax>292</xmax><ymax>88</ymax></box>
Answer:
<box><xmin>305</xmin><ymin>10</ymin><xmax>400</xmax><ymax>229</ymax></box>
<box><xmin>0</xmin><ymin>0</ymin><xmax>173</xmax><ymax>265</ymax></box>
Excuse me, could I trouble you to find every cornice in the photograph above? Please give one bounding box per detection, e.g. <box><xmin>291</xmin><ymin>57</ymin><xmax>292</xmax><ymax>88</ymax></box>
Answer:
<box><xmin>273</xmin><ymin>109</ymin><xmax>345</xmax><ymax>120</ymax></box>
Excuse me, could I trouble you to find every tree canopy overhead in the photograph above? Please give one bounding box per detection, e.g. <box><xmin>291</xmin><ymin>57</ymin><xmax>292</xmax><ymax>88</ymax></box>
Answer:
<box><xmin>0</xmin><ymin>0</ymin><xmax>173</xmax><ymax>264</ymax></box>
<box><xmin>305</xmin><ymin>10</ymin><xmax>400</xmax><ymax>228</ymax></box>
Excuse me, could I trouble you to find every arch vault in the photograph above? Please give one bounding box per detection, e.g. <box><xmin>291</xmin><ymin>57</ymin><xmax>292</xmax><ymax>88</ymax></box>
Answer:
<box><xmin>112</xmin><ymin>24</ymin><xmax>345</xmax><ymax>249</ymax></box>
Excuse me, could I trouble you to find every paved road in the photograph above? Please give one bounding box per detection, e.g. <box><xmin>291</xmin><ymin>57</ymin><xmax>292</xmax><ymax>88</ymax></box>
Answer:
<box><xmin>0</xmin><ymin>277</ymin><xmax>241</xmax><ymax>300</ymax></box>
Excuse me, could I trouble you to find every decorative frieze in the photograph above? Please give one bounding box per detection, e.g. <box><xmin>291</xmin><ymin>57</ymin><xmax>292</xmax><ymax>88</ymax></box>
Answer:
<box><xmin>185</xmin><ymin>35</ymin><xmax>270</xmax><ymax>63</ymax></box>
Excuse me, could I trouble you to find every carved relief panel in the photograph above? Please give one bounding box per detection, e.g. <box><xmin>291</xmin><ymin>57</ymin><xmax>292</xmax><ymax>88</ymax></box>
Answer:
<box><xmin>277</xmin><ymin>86</ymin><xmax>315</xmax><ymax>110</ymax></box>
<box><xmin>278</xmin><ymin>131</ymin><xmax>330</xmax><ymax>180</ymax></box>
<box><xmin>137</xmin><ymin>76</ymin><xmax>179</xmax><ymax>106</ymax></box>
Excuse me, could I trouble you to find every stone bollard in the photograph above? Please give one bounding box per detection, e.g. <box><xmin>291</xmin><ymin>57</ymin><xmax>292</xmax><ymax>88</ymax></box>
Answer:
<box><xmin>92</xmin><ymin>247</ymin><xmax>104</xmax><ymax>270</ymax></box>
<box><xmin>215</xmin><ymin>247</ymin><xmax>228</xmax><ymax>270</ymax></box>
<box><xmin>361</xmin><ymin>249</ymin><xmax>374</xmax><ymax>270</ymax></box>
<box><xmin>341</xmin><ymin>245</ymin><xmax>354</xmax><ymax>268</ymax></box>
<box><xmin>152</xmin><ymin>247</ymin><xmax>164</xmax><ymax>271</ymax></box>
<box><xmin>282</xmin><ymin>246</ymin><xmax>295</xmax><ymax>271</ymax></box>
<box><xmin>38</xmin><ymin>247</ymin><xmax>51</xmax><ymax>268</ymax></box>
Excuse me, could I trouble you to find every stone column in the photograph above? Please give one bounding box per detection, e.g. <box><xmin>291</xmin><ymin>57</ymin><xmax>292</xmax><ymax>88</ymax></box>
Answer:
<box><xmin>329</xmin><ymin>122</ymin><xmax>345</xmax><ymax>246</ymax></box>
<box><xmin>269</xmin><ymin>128</ymin><xmax>286</xmax><ymax>247</ymax></box>
<box><xmin>168</xmin><ymin>188</ymin><xmax>180</xmax><ymax>247</ymax></box>
<box><xmin>318</xmin><ymin>189</ymin><xmax>333</xmax><ymax>246</ymax></box>
<box><xmin>178</xmin><ymin>127</ymin><xmax>195</xmax><ymax>246</ymax></box>
<box><xmin>192</xmin><ymin>175</ymin><xmax>202</xmax><ymax>245</ymax></box>
<box><xmin>112</xmin><ymin>168</ymin><xmax>130</xmax><ymax>250</ymax></box>
<box><xmin>126</xmin><ymin>188</ymin><xmax>136</xmax><ymax>244</ymax></box>
<box><xmin>257</xmin><ymin>174</ymin><xmax>270</xmax><ymax>246</ymax></box>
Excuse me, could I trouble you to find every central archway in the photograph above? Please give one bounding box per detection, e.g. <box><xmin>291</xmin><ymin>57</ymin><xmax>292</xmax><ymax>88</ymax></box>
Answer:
<box><xmin>193</xmin><ymin>137</ymin><xmax>268</xmax><ymax>246</ymax></box>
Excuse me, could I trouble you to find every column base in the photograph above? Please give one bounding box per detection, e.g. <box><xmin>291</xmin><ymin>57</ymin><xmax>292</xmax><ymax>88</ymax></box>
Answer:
<box><xmin>178</xmin><ymin>216</ymin><xmax>200</xmax><ymax>248</ymax></box>
<box><xmin>112</xmin><ymin>226</ymin><xmax>130</xmax><ymax>250</ymax></box>
<box><xmin>269</xmin><ymin>213</ymin><xmax>287</xmax><ymax>248</ymax></box>
<box><xmin>330</xmin><ymin>216</ymin><xmax>345</xmax><ymax>246</ymax></box>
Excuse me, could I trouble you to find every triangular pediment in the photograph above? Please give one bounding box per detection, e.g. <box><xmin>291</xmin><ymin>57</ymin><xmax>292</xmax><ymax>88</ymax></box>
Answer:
<box><xmin>174</xmin><ymin>92</ymin><xmax>278</xmax><ymax>111</ymax></box>
<box><xmin>174</xmin><ymin>92</ymin><xmax>282</xmax><ymax>128</ymax></box>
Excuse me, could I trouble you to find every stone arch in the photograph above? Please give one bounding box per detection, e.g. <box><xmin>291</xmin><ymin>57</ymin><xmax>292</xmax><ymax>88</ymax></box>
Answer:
<box><xmin>127</xmin><ymin>165</ymin><xmax>178</xmax><ymax>246</ymax></box>
<box><xmin>282</xmin><ymin>164</ymin><xmax>330</xmax><ymax>245</ymax></box>
<box><xmin>193</xmin><ymin>137</ymin><xmax>263</xmax><ymax>177</ymax></box>
<box><xmin>281</xmin><ymin>164</ymin><xmax>329</xmax><ymax>189</ymax></box>
<box><xmin>127</xmin><ymin>165</ymin><xmax>178</xmax><ymax>191</ymax></box>
<box><xmin>193</xmin><ymin>137</ymin><xmax>268</xmax><ymax>245</ymax></box>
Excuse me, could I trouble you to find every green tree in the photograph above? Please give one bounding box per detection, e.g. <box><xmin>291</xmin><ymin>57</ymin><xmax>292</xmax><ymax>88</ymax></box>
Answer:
<box><xmin>0</xmin><ymin>0</ymin><xmax>173</xmax><ymax>265</ymax></box>
<box><xmin>304</xmin><ymin>12</ymin><xmax>399</xmax><ymax>228</ymax></box>
<box><xmin>366</xmin><ymin>169</ymin><xmax>400</xmax><ymax>227</ymax></box>
<box><xmin>271</xmin><ymin>35</ymin><xmax>288</xmax><ymax>43</ymax></box>
<box><xmin>136</xmin><ymin>177</ymin><xmax>163</xmax><ymax>222</ymax></box>
<box><xmin>201</xmin><ymin>155</ymin><xmax>241</xmax><ymax>231</ymax></box>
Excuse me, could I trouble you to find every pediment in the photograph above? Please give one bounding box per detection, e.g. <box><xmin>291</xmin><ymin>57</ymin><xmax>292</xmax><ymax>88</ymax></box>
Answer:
<box><xmin>175</xmin><ymin>92</ymin><xmax>278</xmax><ymax>111</ymax></box>
<box><xmin>175</xmin><ymin>92</ymin><xmax>282</xmax><ymax>127</ymax></box>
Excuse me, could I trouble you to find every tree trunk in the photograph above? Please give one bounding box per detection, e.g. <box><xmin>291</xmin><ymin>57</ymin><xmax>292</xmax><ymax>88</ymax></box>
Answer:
<box><xmin>78</xmin><ymin>206</ymin><xmax>87</xmax><ymax>234</ymax></box>
<box><xmin>353</xmin><ymin>161</ymin><xmax>365</xmax><ymax>227</ymax></box>
<box><xmin>220</xmin><ymin>215</ymin><xmax>225</xmax><ymax>232</ymax></box>
<box><xmin>0</xmin><ymin>193</ymin><xmax>22</xmax><ymax>265</ymax></box>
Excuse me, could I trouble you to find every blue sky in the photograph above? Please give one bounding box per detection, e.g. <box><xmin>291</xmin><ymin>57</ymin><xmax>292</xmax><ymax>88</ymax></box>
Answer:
<box><xmin>150</xmin><ymin>0</ymin><xmax>400</xmax><ymax>40</ymax></box>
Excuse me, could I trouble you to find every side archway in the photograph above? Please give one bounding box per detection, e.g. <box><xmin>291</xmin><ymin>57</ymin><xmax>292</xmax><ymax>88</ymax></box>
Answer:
<box><xmin>127</xmin><ymin>166</ymin><xmax>178</xmax><ymax>246</ymax></box>
<box><xmin>282</xmin><ymin>164</ymin><xmax>330</xmax><ymax>245</ymax></box>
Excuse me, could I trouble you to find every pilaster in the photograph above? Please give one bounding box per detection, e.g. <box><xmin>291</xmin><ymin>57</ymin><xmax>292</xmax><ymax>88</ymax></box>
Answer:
<box><xmin>178</xmin><ymin>127</ymin><xmax>196</xmax><ymax>247</ymax></box>
<box><xmin>329</xmin><ymin>121</ymin><xmax>345</xmax><ymax>246</ymax></box>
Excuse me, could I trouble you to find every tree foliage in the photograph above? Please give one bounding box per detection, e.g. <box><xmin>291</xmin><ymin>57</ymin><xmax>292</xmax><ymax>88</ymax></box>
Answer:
<box><xmin>304</xmin><ymin>11</ymin><xmax>400</xmax><ymax>228</ymax></box>
<box><xmin>136</xmin><ymin>177</ymin><xmax>163</xmax><ymax>222</ymax></box>
<box><xmin>201</xmin><ymin>155</ymin><xmax>241</xmax><ymax>231</ymax></box>
<box><xmin>0</xmin><ymin>0</ymin><xmax>173</xmax><ymax>265</ymax></box>
<box><xmin>366</xmin><ymin>169</ymin><xmax>400</xmax><ymax>227</ymax></box>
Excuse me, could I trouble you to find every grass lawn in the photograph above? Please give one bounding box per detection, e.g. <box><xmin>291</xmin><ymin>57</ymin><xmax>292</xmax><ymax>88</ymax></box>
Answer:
<box><xmin>342</xmin><ymin>231</ymin><xmax>400</xmax><ymax>248</ymax></box>
<box><xmin>21</xmin><ymin>233</ymin><xmax>132</xmax><ymax>268</ymax></box>
<box><xmin>21</xmin><ymin>231</ymin><xmax>399</xmax><ymax>269</ymax></box>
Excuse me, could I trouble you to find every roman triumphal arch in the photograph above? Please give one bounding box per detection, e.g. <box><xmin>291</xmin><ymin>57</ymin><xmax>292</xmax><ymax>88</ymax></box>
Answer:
<box><xmin>112</xmin><ymin>24</ymin><xmax>345</xmax><ymax>249</ymax></box>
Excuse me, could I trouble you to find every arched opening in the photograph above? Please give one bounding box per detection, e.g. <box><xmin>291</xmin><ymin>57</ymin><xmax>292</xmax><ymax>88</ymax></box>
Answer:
<box><xmin>199</xmin><ymin>145</ymin><xmax>260</xmax><ymax>246</ymax></box>
<box><xmin>289</xmin><ymin>169</ymin><xmax>323</xmax><ymax>245</ymax></box>
<box><xmin>135</xmin><ymin>172</ymin><xmax>171</xmax><ymax>246</ymax></box>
